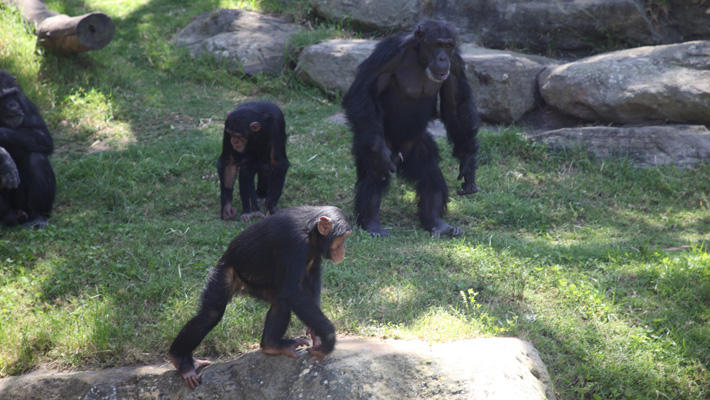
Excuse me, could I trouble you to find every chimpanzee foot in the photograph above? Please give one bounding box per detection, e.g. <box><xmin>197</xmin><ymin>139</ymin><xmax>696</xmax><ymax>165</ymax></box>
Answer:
<box><xmin>22</xmin><ymin>216</ymin><xmax>48</xmax><ymax>228</ymax></box>
<box><xmin>430</xmin><ymin>221</ymin><xmax>463</xmax><ymax>238</ymax></box>
<box><xmin>169</xmin><ymin>355</ymin><xmax>211</xmax><ymax>389</ymax></box>
<box><xmin>362</xmin><ymin>221</ymin><xmax>390</xmax><ymax>238</ymax></box>
<box><xmin>457</xmin><ymin>182</ymin><xmax>479</xmax><ymax>195</ymax></box>
<box><xmin>262</xmin><ymin>338</ymin><xmax>309</xmax><ymax>359</ymax></box>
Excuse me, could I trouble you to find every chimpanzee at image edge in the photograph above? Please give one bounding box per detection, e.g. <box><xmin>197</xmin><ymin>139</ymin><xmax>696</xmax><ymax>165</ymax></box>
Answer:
<box><xmin>0</xmin><ymin>71</ymin><xmax>55</xmax><ymax>227</ymax></box>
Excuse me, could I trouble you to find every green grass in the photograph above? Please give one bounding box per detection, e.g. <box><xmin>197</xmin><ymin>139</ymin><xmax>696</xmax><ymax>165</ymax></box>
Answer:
<box><xmin>1</xmin><ymin>1</ymin><xmax>710</xmax><ymax>399</ymax></box>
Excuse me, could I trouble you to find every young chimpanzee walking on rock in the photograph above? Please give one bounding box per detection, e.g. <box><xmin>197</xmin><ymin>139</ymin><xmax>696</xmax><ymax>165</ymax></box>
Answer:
<box><xmin>169</xmin><ymin>206</ymin><xmax>352</xmax><ymax>389</ymax></box>
<box><xmin>217</xmin><ymin>101</ymin><xmax>290</xmax><ymax>222</ymax></box>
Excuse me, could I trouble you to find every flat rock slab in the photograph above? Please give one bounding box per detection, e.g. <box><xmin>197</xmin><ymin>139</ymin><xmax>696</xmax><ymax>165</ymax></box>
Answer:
<box><xmin>530</xmin><ymin>125</ymin><xmax>710</xmax><ymax>168</ymax></box>
<box><xmin>0</xmin><ymin>337</ymin><xmax>555</xmax><ymax>400</ymax></box>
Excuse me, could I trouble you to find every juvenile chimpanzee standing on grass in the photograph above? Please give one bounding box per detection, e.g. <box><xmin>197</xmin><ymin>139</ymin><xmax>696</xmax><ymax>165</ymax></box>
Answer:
<box><xmin>169</xmin><ymin>206</ymin><xmax>352</xmax><ymax>389</ymax></box>
<box><xmin>342</xmin><ymin>20</ymin><xmax>480</xmax><ymax>238</ymax></box>
<box><xmin>0</xmin><ymin>71</ymin><xmax>55</xmax><ymax>227</ymax></box>
<box><xmin>217</xmin><ymin>101</ymin><xmax>290</xmax><ymax>222</ymax></box>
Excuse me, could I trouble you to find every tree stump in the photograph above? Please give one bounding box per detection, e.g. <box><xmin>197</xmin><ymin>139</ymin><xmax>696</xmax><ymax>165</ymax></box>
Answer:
<box><xmin>3</xmin><ymin>0</ymin><xmax>114</xmax><ymax>53</ymax></box>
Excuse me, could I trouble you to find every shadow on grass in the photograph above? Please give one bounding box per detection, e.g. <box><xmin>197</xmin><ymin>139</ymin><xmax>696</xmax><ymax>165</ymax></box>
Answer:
<box><xmin>1</xmin><ymin>2</ymin><xmax>709</xmax><ymax>398</ymax></box>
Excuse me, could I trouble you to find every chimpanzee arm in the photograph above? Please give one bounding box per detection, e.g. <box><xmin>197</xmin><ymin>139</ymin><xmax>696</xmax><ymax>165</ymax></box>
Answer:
<box><xmin>302</xmin><ymin>260</ymin><xmax>324</xmax><ymax>348</ymax></box>
<box><xmin>343</xmin><ymin>35</ymin><xmax>413</xmax><ymax>180</ymax></box>
<box><xmin>285</xmin><ymin>289</ymin><xmax>335</xmax><ymax>355</ymax></box>
<box><xmin>280</xmin><ymin>259</ymin><xmax>334</xmax><ymax>355</ymax></box>
<box><xmin>439</xmin><ymin>53</ymin><xmax>480</xmax><ymax>195</ymax></box>
<box><xmin>0</xmin><ymin>126</ymin><xmax>54</xmax><ymax>154</ymax></box>
<box><xmin>303</xmin><ymin>263</ymin><xmax>322</xmax><ymax>307</ymax></box>
<box><xmin>217</xmin><ymin>154</ymin><xmax>239</xmax><ymax>220</ymax></box>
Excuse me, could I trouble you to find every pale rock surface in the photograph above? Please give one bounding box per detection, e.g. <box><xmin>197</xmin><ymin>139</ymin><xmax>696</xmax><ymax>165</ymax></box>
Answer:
<box><xmin>0</xmin><ymin>337</ymin><xmax>556</xmax><ymax>400</ymax></box>
<box><xmin>173</xmin><ymin>9</ymin><xmax>302</xmax><ymax>75</ymax></box>
<box><xmin>530</xmin><ymin>125</ymin><xmax>710</xmax><ymax>168</ymax></box>
<box><xmin>539</xmin><ymin>41</ymin><xmax>710</xmax><ymax>125</ymax></box>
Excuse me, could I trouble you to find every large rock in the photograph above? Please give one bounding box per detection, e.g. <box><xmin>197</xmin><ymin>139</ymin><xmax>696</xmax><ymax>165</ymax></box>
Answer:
<box><xmin>0</xmin><ymin>337</ymin><xmax>556</xmax><ymax>400</ymax></box>
<box><xmin>461</xmin><ymin>45</ymin><xmax>558</xmax><ymax>123</ymax></box>
<box><xmin>295</xmin><ymin>39</ymin><xmax>376</xmax><ymax>93</ymax></box>
<box><xmin>309</xmin><ymin>0</ymin><xmax>419</xmax><ymax>32</ymax></box>
<box><xmin>667</xmin><ymin>0</ymin><xmax>710</xmax><ymax>42</ymax></box>
<box><xmin>173</xmin><ymin>9</ymin><xmax>302</xmax><ymax>75</ymax></box>
<box><xmin>309</xmin><ymin>0</ymin><xmax>661</xmax><ymax>54</ymax></box>
<box><xmin>530</xmin><ymin>125</ymin><xmax>710</xmax><ymax>168</ymax></box>
<box><xmin>540</xmin><ymin>41</ymin><xmax>710</xmax><ymax>125</ymax></box>
<box><xmin>296</xmin><ymin>40</ymin><xmax>556</xmax><ymax>123</ymax></box>
<box><xmin>469</xmin><ymin>0</ymin><xmax>658</xmax><ymax>55</ymax></box>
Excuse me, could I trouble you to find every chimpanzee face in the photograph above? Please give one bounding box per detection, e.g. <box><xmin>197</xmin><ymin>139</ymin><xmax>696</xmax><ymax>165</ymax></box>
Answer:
<box><xmin>225</xmin><ymin>121</ymin><xmax>261</xmax><ymax>153</ymax></box>
<box><xmin>0</xmin><ymin>88</ymin><xmax>24</xmax><ymax>128</ymax></box>
<box><xmin>415</xmin><ymin>23</ymin><xmax>456</xmax><ymax>82</ymax></box>
<box><xmin>327</xmin><ymin>231</ymin><xmax>351</xmax><ymax>263</ymax></box>
<box><xmin>229</xmin><ymin>132</ymin><xmax>248</xmax><ymax>153</ymax></box>
<box><xmin>425</xmin><ymin>39</ymin><xmax>454</xmax><ymax>82</ymax></box>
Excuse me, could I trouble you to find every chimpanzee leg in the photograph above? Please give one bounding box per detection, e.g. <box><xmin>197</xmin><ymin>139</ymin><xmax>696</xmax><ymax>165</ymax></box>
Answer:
<box><xmin>238</xmin><ymin>162</ymin><xmax>259</xmax><ymax>211</ymax></box>
<box><xmin>0</xmin><ymin>147</ymin><xmax>19</xmax><ymax>190</ymax></box>
<box><xmin>0</xmin><ymin>192</ymin><xmax>14</xmax><ymax>225</ymax></box>
<box><xmin>169</xmin><ymin>265</ymin><xmax>235</xmax><ymax>388</ymax></box>
<box><xmin>264</xmin><ymin>159</ymin><xmax>289</xmax><ymax>215</ymax></box>
<box><xmin>238</xmin><ymin>161</ymin><xmax>264</xmax><ymax>222</ymax></box>
<box><xmin>399</xmin><ymin>135</ymin><xmax>462</xmax><ymax>237</ymax></box>
<box><xmin>354</xmin><ymin>172</ymin><xmax>390</xmax><ymax>237</ymax></box>
<box><xmin>256</xmin><ymin>164</ymin><xmax>269</xmax><ymax>201</ymax></box>
<box><xmin>19</xmin><ymin>153</ymin><xmax>55</xmax><ymax>227</ymax></box>
<box><xmin>260</xmin><ymin>302</ymin><xmax>308</xmax><ymax>358</ymax></box>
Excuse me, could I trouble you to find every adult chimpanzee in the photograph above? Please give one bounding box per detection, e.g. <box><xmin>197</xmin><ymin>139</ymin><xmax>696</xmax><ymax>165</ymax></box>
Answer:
<box><xmin>0</xmin><ymin>71</ymin><xmax>56</xmax><ymax>227</ymax></box>
<box><xmin>217</xmin><ymin>101</ymin><xmax>290</xmax><ymax>222</ymax></box>
<box><xmin>169</xmin><ymin>206</ymin><xmax>351</xmax><ymax>389</ymax></box>
<box><xmin>342</xmin><ymin>20</ymin><xmax>480</xmax><ymax>238</ymax></box>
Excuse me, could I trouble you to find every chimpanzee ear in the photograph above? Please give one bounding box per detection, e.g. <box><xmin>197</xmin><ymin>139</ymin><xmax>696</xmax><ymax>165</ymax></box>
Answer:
<box><xmin>250</xmin><ymin>122</ymin><xmax>261</xmax><ymax>132</ymax></box>
<box><xmin>317</xmin><ymin>216</ymin><xmax>333</xmax><ymax>236</ymax></box>
<box><xmin>415</xmin><ymin>25</ymin><xmax>425</xmax><ymax>42</ymax></box>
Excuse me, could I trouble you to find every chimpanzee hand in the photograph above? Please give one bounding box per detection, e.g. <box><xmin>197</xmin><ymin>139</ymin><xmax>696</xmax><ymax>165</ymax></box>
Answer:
<box><xmin>456</xmin><ymin>155</ymin><xmax>479</xmax><ymax>195</ymax></box>
<box><xmin>221</xmin><ymin>203</ymin><xmax>238</xmax><ymax>220</ymax></box>
<box><xmin>306</xmin><ymin>328</ymin><xmax>322</xmax><ymax>349</ymax></box>
<box><xmin>241</xmin><ymin>210</ymin><xmax>265</xmax><ymax>222</ymax></box>
<box><xmin>371</xmin><ymin>145</ymin><xmax>397</xmax><ymax>180</ymax></box>
<box><xmin>0</xmin><ymin>147</ymin><xmax>19</xmax><ymax>190</ymax></box>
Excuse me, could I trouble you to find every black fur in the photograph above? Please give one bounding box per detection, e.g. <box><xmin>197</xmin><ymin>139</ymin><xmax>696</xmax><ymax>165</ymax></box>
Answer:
<box><xmin>0</xmin><ymin>71</ymin><xmax>55</xmax><ymax>227</ymax></box>
<box><xmin>169</xmin><ymin>206</ymin><xmax>351</xmax><ymax>388</ymax></box>
<box><xmin>342</xmin><ymin>20</ymin><xmax>480</xmax><ymax>237</ymax></box>
<box><xmin>217</xmin><ymin>101</ymin><xmax>290</xmax><ymax>222</ymax></box>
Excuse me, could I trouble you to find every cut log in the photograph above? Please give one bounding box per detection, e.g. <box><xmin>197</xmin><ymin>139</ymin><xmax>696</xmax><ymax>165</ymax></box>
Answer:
<box><xmin>2</xmin><ymin>0</ymin><xmax>114</xmax><ymax>53</ymax></box>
